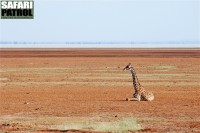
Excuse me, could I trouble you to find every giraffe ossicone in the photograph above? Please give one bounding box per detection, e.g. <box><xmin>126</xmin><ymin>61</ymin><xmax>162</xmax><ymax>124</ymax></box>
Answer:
<box><xmin>123</xmin><ymin>63</ymin><xmax>154</xmax><ymax>101</ymax></box>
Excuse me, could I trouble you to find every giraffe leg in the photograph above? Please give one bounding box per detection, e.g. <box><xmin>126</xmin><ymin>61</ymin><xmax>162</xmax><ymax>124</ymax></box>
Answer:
<box><xmin>136</xmin><ymin>94</ymin><xmax>141</xmax><ymax>101</ymax></box>
<box><xmin>126</xmin><ymin>94</ymin><xmax>141</xmax><ymax>101</ymax></box>
<box><xmin>126</xmin><ymin>97</ymin><xmax>138</xmax><ymax>101</ymax></box>
<box><xmin>137</xmin><ymin>97</ymin><xmax>141</xmax><ymax>101</ymax></box>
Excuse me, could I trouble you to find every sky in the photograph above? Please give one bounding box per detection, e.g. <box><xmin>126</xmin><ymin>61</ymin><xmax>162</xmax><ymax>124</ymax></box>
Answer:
<box><xmin>0</xmin><ymin>0</ymin><xmax>200</xmax><ymax>48</ymax></box>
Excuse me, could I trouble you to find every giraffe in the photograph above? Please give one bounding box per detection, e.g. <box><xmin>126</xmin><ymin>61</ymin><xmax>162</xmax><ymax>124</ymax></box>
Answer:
<box><xmin>123</xmin><ymin>63</ymin><xmax>154</xmax><ymax>101</ymax></box>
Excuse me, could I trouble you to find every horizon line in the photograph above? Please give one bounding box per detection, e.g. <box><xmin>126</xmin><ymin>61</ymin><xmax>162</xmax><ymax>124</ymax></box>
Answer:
<box><xmin>1</xmin><ymin>41</ymin><xmax>199</xmax><ymax>44</ymax></box>
<box><xmin>1</xmin><ymin>47</ymin><xmax>200</xmax><ymax>49</ymax></box>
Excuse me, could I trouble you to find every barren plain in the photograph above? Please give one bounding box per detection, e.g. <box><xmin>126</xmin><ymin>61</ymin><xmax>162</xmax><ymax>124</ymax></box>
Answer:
<box><xmin>0</xmin><ymin>49</ymin><xmax>200</xmax><ymax>132</ymax></box>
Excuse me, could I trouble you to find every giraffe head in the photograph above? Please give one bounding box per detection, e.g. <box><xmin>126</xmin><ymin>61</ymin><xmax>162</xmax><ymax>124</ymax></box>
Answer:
<box><xmin>123</xmin><ymin>63</ymin><xmax>134</xmax><ymax>71</ymax></box>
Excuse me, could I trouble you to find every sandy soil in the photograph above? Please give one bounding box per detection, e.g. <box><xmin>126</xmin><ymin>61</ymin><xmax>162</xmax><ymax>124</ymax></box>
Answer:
<box><xmin>0</xmin><ymin>49</ymin><xmax>200</xmax><ymax>132</ymax></box>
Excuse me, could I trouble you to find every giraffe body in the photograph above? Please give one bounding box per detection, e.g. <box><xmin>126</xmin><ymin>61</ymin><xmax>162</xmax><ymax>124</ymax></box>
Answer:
<box><xmin>123</xmin><ymin>63</ymin><xmax>154</xmax><ymax>101</ymax></box>
<box><xmin>133</xmin><ymin>86</ymin><xmax>154</xmax><ymax>101</ymax></box>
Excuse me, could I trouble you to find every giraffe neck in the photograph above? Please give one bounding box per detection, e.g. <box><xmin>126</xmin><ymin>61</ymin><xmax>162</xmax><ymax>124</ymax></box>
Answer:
<box><xmin>130</xmin><ymin>68</ymin><xmax>141</xmax><ymax>91</ymax></box>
